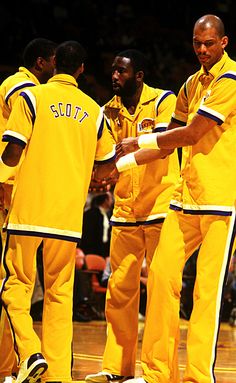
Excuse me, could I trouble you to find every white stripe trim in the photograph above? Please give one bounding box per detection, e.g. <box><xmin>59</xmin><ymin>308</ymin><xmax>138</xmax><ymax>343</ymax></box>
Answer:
<box><xmin>96</xmin><ymin>108</ymin><xmax>104</xmax><ymax>133</ymax></box>
<box><xmin>3</xmin><ymin>130</ymin><xmax>28</xmax><ymax>144</ymax></box>
<box><xmin>7</xmin><ymin>223</ymin><xmax>81</xmax><ymax>239</ymax></box>
<box><xmin>154</xmin><ymin>90</ymin><xmax>171</xmax><ymax>112</ymax></box>
<box><xmin>199</xmin><ymin>105</ymin><xmax>225</xmax><ymax>122</ymax></box>
<box><xmin>210</xmin><ymin>206</ymin><xmax>236</xmax><ymax>382</ymax></box>
<box><xmin>22</xmin><ymin>89</ymin><xmax>36</xmax><ymax>113</ymax></box>
<box><xmin>5</xmin><ymin>81</ymin><xmax>35</xmax><ymax>102</ymax></box>
<box><xmin>155</xmin><ymin>122</ymin><xmax>168</xmax><ymax>129</ymax></box>
<box><xmin>170</xmin><ymin>199</ymin><xmax>183</xmax><ymax>208</ymax></box>
<box><xmin>170</xmin><ymin>200</ymin><xmax>234</xmax><ymax>213</ymax></box>
<box><xmin>171</xmin><ymin>112</ymin><xmax>186</xmax><ymax>124</ymax></box>
<box><xmin>110</xmin><ymin>212</ymin><xmax>167</xmax><ymax>223</ymax></box>
<box><xmin>219</xmin><ymin>70</ymin><xmax>236</xmax><ymax>76</ymax></box>
<box><xmin>185</xmin><ymin>75</ymin><xmax>194</xmax><ymax>96</ymax></box>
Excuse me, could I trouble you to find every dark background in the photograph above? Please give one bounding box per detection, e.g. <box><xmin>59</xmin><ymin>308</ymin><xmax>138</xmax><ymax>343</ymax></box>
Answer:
<box><xmin>1</xmin><ymin>0</ymin><xmax>235</xmax><ymax>104</ymax></box>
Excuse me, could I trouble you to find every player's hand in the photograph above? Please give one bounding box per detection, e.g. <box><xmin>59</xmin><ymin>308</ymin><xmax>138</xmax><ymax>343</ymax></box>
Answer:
<box><xmin>89</xmin><ymin>170</ymin><xmax>119</xmax><ymax>192</ymax></box>
<box><xmin>116</xmin><ymin>137</ymin><xmax>139</xmax><ymax>159</ymax></box>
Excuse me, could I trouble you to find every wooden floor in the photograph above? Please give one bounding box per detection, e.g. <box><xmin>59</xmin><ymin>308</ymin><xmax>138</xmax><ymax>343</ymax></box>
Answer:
<box><xmin>34</xmin><ymin>318</ymin><xmax>236</xmax><ymax>383</ymax></box>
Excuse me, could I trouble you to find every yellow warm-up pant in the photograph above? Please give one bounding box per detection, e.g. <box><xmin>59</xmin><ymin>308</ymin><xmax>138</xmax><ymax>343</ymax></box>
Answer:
<box><xmin>0</xmin><ymin>192</ymin><xmax>18</xmax><ymax>378</ymax></box>
<box><xmin>141</xmin><ymin>209</ymin><xmax>235</xmax><ymax>383</ymax></box>
<box><xmin>102</xmin><ymin>222</ymin><xmax>163</xmax><ymax>376</ymax></box>
<box><xmin>0</xmin><ymin>289</ymin><xmax>18</xmax><ymax>377</ymax></box>
<box><xmin>1</xmin><ymin>234</ymin><xmax>76</xmax><ymax>383</ymax></box>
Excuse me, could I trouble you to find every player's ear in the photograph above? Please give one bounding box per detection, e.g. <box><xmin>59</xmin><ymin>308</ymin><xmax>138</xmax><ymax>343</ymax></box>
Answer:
<box><xmin>221</xmin><ymin>35</ymin><xmax>228</xmax><ymax>50</ymax></box>
<box><xmin>74</xmin><ymin>63</ymin><xmax>84</xmax><ymax>80</ymax></box>
<box><xmin>136</xmin><ymin>70</ymin><xmax>144</xmax><ymax>82</ymax></box>
<box><xmin>136</xmin><ymin>70</ymin><xmax>144</xmax><ymax>80</ymax></box>
<box><xmin>35</xmin><ymin>57</ymin><xmax>44</xmax><ymax>71</ymax></box>
<box><xmin>80</xmin><ymin>63</ymin><xmax>85</xmax><ymax>74</ymax></box>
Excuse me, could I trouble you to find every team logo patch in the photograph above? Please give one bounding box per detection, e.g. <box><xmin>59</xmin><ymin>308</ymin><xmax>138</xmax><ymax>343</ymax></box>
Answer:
<box><xmin>201</xmin><ymin>89</ymin><xmax>212</xmax><ymax>104</ymax></box>
<box><xmin>137</xmin><ymin>118</ymin><xmax>155</xmax><ymax>133</ymax></box>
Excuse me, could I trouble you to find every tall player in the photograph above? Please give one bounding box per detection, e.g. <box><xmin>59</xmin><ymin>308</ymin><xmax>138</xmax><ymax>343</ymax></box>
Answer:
<box><xmin>86</xmin><ymin>49</ymin><xmax>180</xmax><ymax>383</ymax></box>
<box><xmin>116</xmin><ymin>14</ymin><xmax>236</xmax><ymax>383</ymax></box>
<box><xmin>0</xmin><ymin>40</ymin><xmax>116</xmax><ymax>383</ymax></box>
<box><xmin>0</xmin><ymin>37</ymin><xmax>57</xmax><ymax>383</ymax></box>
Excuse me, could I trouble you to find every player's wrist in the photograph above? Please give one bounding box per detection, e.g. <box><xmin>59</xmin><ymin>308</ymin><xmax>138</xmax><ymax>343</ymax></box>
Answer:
<box><xmin>138</xmin><ymin>133</ymin><xmax>160</xmax><ymax>150</ymax></box>
<box><xmin>116</xmin><ymin>152</ymin><xmax>137</xmax><ymax>172</ymax></box>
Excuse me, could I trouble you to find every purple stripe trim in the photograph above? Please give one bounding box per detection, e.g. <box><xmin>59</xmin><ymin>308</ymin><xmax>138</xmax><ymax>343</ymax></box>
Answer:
<box><xmin>184</xmin><ymin>81</ymin><xmax>187</xmax><ymax>98</ymax></box>
<box><xmin>153</xmin><ymin>126</ymin><xmax>166</xmax><ymax>132</ymax></box>
<box><xmin>110</xmin><ymin>217</ymin><xmax>165</xmax><ymax>226</ymax></box>
<box><xmin>170</xmin><ymin>204</ymin><xmax>182</xmax><ymax>211</ymax></box>
<box><xmin>183</xmin><ymin>209</ymin><xmax>232</xmax><ymax>216</ymax></box>
<box><xmin>97</xmin><ymin>116</ymin><xmax>105</xmax><ymax>140</ymax></box>
<box><xmin>156</xmin><ymin>91</ymin><xmax>175</xmax><ymax>112</ymax></box>
<box><xmin>7</xmin><ymin>229</ymin><xmax>79</xmax><ymax>243</ymax></box>
<box><xmin>216</xmin><ymin>73</ymin><xmax>236</xmax><ymax>82</ymax></box>
<box><xmin>0</xmin><ymin>233</ymin><xmax>20</xmax><ymax>363</ymax></box>
<box><xmin>211</xmin><ymin>213</ymin><xmax>236</xmax><ymax>379</ymax></box>
<box><xmin>197</xmin><ymin>109</ymin><xmax>223</xmax><ymax>125</ymax></box>
<box><xmin>5</xmin><ymin>83</ymin><xmax>35</xmax><ymax>105</ymax></box>
<box><xmin>20</xmin><ymin>91</ymin><xmax>36</xmax><ymax>123</ymax></box>
<box><xmin>170</xmin><ymin>204</ymin><xmax>232</xmax><ymax>216</ymax></box>
<box><xmin>2</xmin><ymin>135</ymin><xmax>26</xmax><ymax>148</ymax></box>
<box><xmin>171</xmin><ymin>117</ymin><xmax>186</xmax><ymax>126</ymax></box>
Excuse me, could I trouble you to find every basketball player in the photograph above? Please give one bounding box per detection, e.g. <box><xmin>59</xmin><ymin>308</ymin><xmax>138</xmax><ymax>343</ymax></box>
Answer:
<box><xmin>0</xmin><ymin>41</ymin><xmax>115</xmax><ymax>383</ymax></box>
<box><xmin>116</xmin><ymin>14</ymin><xmax>236</xmax><ymax>383</ymax></box>
<box><xmin>0</xmin><ymin>37</ymin><xmax>56</xmax><ymax>383</ymax></box>
<box><xmin>86</xmin><ymin>49</ymin><xmax>180</xmax><ymax>383</ymax></box>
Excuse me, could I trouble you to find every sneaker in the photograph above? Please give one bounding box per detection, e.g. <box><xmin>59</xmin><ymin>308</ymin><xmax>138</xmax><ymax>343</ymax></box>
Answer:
<box><xmin>16</xmin><ymin>353</ymin><xmax>48</xmax><ymax>383</ymax></box>
<box><xmin>85</xmin><ymin>372</ymin><xmax>134</xmax><ymax>383</ymax></box>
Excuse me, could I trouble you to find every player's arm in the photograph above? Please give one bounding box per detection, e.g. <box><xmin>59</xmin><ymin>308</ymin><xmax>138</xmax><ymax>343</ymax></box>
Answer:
<box><xmin>0</xmin><ymin>143</ymin><xmax>23</xmax><ymax>182</ymax></box>
<box><xmin>115</xmin><ymin>90</ymin><xmax>178</xmax><ymax>165</ymax></box>
<box><xmin>92</xmin><ymin>110</ymin><xmax>117</xmax><ymax>183</ymax></box>
<box><xmin>2</xmin><ymin>142</ymin><xmax>23</xmax><ymax>166</ymax></box>
<box><xmin>116</xmin><ymin>113</ymin><xmax>216</xmax><ymax>167</ymax></box>
<box><xmin>0</xmin><ymin>90</ymin><xmax>33</xmax><ymax>182</ymax></box>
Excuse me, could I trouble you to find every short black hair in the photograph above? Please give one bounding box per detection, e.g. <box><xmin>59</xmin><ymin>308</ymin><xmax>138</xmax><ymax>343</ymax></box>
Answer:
<box><xmin>91</xmin><ymin>193</ymin><xmax>110</xmax><ymax>208</ymax></box>
<box><xmin>55</xmin><ymin>40</ymin><xmax>87</xmax><ymax>75</ymax></box>
<box><xmin>116</xmin><ymin>49</ymin><xmax>147</xmax><ymax>73</ymax></box>
<box><xmin>23</xmin><ymin>38</ymin><xmax>57</xmax><ymax>67</ymax></box>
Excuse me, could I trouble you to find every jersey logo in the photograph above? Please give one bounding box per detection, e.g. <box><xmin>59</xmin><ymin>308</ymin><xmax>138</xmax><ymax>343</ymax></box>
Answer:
<box><xmin>137</xmin><ymin>118</ymin><xmax>155</xmax><ymax>133</ymax></box>
<box><xmin>200</xmin><ymin>89</ymin><xmax>212</xmax><ymax>105</ymax></box>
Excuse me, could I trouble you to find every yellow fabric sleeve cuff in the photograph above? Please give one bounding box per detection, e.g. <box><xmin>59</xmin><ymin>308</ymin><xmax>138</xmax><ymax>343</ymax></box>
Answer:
<box><xmin>116</xmin><ymin>153</ymin><xmax>137</xmax><ymax>172</ymax></box>
<box><xmin>138</xmin><ymin>133</ymin><xmax>160</xmax><ymax>149</ymax></box>
<box><xmin>0</xmin><ymin>158</ymin><xmax>16</xmax><ymax>183</ymax></box>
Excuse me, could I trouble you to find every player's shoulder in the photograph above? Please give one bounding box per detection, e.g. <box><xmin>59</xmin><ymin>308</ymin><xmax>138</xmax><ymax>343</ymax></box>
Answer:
<box><xmin>143</xmin><ymin>83</ymin><xmax>176</xmax><ymax>100</ymax></box>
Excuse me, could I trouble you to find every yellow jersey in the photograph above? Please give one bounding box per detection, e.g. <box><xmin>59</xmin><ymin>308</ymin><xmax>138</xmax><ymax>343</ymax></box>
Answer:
<box><xmin>0</xmin><ymin>66</ymin><xmax>39</xmax><ymax>138</ymax></box>
<box><xmin>170</xmin><ymin>51</ymin><xmax>236</xmax><ymax>213</ymax></box>
<box><xmin>3</xmin><ymin>74</ymin><xmax>115</xmax><ymax>241</ymax></box>
<box><xmin>104</xmin><ymin>83</ymin><xmax>180</xmax><ymax>225</ymax></box>
<box><xmin>0</xmin><ymin>67</ymin><xmax>39</xmax><ymax>185</ymax></box>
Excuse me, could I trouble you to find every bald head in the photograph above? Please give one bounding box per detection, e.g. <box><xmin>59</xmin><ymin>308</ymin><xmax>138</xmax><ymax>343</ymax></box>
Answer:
<box><xmin>193</xmin><ymin>14</ymin><xmax>228</xmax><ymax>71</ymax></box>
<box><xmin>194</xmin><ymin>14</ymin><xmax>225</xmax><ymax>38</ymax></box>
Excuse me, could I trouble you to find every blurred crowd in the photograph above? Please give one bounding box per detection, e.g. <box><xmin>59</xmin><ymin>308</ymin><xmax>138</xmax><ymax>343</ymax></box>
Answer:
<box><xmin>1</xmin><ymin>0</ymin><xmax>236</xmax><ymax>105</ymax></box>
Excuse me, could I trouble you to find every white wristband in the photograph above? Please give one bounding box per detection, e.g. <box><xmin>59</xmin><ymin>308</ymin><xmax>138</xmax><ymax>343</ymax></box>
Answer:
<box><xmin>116</xmin><ymin>152</ymin><xmax>137</xmax><ymax>172</ymax></box>
<box><xmin>0</xmin><ymin>158</ymin><xmax>16</xmax><ymax>182</ymax></box>
<box><xmin>138</xmin><ymin>133</ymin><xmax>160</xmax><ymax>149</ymax></box>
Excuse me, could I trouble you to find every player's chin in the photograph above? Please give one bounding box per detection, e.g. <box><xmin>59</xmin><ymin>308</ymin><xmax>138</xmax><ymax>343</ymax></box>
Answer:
<box><xmin>112</xmin><ymin>85</ymin><xmax>121</xmax><ymax>94</ymax></box>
